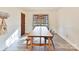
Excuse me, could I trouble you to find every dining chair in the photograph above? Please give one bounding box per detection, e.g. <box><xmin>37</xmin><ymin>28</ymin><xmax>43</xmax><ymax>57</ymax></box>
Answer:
<box><xmin>21</xmin><ymin>33</ymin><xmax>30</xmax><ymax>48</ymax></box>
<box><xmin>44</xmin><ymin>29</ymin><xmax>55</xmax><ymax>49</ymax></box>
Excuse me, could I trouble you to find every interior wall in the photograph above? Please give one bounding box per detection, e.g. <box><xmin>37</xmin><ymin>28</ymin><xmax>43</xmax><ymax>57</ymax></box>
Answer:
<box><xmin>18</xmin><ymin>8</ymin><xmax>27</xmax><ymax>36</ymax></box>
<box><xmin>0</xmin><ymin>7</ymin><xmax>21</xmax><ymax>50</ymax></box>
<box><xmin>1</xmin><ymin>7</ymin><xmax>79</xmax><ymax>50</ymax></box>
<box><xmin>25</xmin><ymin>10</ymin><xmax>56</xmax><ymax>33</ymax></box>
<box><xmin>24</xmin><ymin>7</ymin><xmax>79</xmax><ymax>50</ymax></box>
<box><xmin>56</xmin><ymin>7</ymin><xmax>79</xmax><ymax>50</ymax></box>
<box><xmin>0</xmin><ymin>7</ymin><xmax>57</xmax><ymax>50</ymax></box>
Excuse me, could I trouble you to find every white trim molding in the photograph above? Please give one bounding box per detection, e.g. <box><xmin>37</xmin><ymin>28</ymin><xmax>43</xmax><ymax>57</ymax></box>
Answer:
<box><xmin>57</xmin><ymin>32</ymin><xmax>79</xmax><ymax>50</ymax></box>
<box><xmin>54</xmin><ymin>29</ymin><xmax>79</xmax><ymax>50</ymax></box>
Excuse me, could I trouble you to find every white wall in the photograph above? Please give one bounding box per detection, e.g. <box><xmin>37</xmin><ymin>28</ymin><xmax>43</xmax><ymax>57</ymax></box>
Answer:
<box><xmin>25</xmin><ymin>9</ymin><xmax>57</xmax><ymax>33</ymax></box>
<box><xmin>25</xmin><ymin>7</ymin><xmax>79</xmax><ymax>50</ymax></box>
<box><xmin>0</xmin><ymin>7</ymin><xmax>59</xmax><ymax>50</ymax></box>
<box><xmin>1</xmin><ymin>7</ymin><xmax>79</xmax><ymax>50</ymax></box>
<box><xmin>56</xmin><ymin>8</ymin><xmax>79</xmax><ymax>50</ymax></box>
<box><xmin>0</xmin><ymin>7</ymin><xmax>22</xmax><ymax>50</ymax></box>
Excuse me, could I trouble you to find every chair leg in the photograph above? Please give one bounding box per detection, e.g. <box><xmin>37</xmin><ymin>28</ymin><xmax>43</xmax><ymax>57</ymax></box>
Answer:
<box><xmin>51</xmin><ymin>39</ymin><xmax>55</xmax><ymax>50</ymax></box>
<box><xmin>26</xmin><ymin>40</ymin><xmax>28</xmax><ymax>48</ymax></box>
<box><xmin>26</xmin><ymin>39</ymin><xmax>30</xmax><ymax>48</ymax></box>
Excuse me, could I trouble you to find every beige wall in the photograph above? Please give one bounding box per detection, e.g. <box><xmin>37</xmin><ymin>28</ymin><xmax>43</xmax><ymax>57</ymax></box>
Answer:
<box><xmin>18</xmin><ymin>8</ymin><xmax>27</xmax><ymax>36</ymax></box>
<box><xmin>25</xmin><ymin>9</ymin><xmax>57</xmax><ymax>33</ymax></box>
<box><xmin>25</xmin><ymin>7</ymin><xmax>79</xmax><ymax>50</ymax></box>
<box><xmin>56</xmin><ymin>8</ymin><xmax>79</xmax><ymax>50</ymax></box>
<box><xmin>0</xmin><ymin>7</ymin><xmax>24</xmax><ymax>50</ymax></box>
<box><xmin>1</xmin><ymin>7</ymin><xmax>79</xmax><ymax>50</ymax></box>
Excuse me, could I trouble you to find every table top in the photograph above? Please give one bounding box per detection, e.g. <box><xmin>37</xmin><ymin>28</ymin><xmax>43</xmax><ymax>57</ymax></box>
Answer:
<box><xmin>28</xmin><ymin>26</ymin><xmax>53</xmax><ymax>37</ymax></box>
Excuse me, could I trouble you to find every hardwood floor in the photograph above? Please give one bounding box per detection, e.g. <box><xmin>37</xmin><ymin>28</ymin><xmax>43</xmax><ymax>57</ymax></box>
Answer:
<box><xmin>5</xmin><ymin>34</ymin><xmax>78</xmax><ymax>51</ymax></box>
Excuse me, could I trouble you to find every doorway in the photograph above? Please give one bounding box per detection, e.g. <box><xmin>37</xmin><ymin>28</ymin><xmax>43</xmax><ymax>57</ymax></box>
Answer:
<box><xmin>21</xmin><ymin>13</ymin><xmax>25</xmax><ymax>36</ymax></box>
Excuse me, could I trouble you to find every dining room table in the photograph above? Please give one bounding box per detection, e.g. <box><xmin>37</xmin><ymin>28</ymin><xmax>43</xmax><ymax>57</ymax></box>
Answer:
<box><xmin>28</xmin><ymin>26</ymin><xmax>54</xmax><ymax>50</ymax></box>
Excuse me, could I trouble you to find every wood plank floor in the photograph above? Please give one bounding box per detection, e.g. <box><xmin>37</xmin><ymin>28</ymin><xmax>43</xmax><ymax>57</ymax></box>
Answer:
<box><xmin>5</xmin><ymin>34</ymin><xmax>78</xmax><ymax>51</ymax></box>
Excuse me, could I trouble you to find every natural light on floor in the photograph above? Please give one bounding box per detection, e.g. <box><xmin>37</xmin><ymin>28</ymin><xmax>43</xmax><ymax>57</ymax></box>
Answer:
<box><xmin>5</xmin><ymin>29</ymin><xmax>19</xmax><ymax>47</ymax></box>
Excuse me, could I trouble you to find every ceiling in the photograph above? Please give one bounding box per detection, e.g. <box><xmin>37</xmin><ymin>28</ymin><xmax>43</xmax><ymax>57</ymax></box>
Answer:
<box><xmin>21</xmin><ymin>7</ymin><xmax>61</xmax><ymax>11</ymax></box>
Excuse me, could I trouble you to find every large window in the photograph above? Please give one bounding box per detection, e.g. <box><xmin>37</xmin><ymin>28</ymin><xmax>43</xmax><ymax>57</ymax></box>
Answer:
<box><xmin>33</xmin><ymin>14</ymin><xmax>49</xmax><ymax>29</ymax></box>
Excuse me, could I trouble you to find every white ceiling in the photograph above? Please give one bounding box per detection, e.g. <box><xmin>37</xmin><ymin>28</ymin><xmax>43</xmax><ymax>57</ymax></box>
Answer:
<box><xmin>22</xmin><ymin>7</ymin><xmax>61</xmax><ymax>11</ymax></box>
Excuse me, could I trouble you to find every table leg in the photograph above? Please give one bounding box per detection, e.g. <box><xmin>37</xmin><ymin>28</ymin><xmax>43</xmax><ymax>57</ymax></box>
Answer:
<box><xmin>48</xmin><ymin>37</ymin><xmax>51</xmax><ymax>50</ymax></box>
<box><xmin>30</xmin><ymin>37</ymin><xmax>33</xmax><ymax>50</ymax></box>
<box><xmin>40</xmin><ymin>37</ymin><xmax>41</xmax><ymax>45</ymax></box>
<box><xmin>45</xmin><ymin>39</ymin><xmax>47</xmax><ymax>44</ymax></box>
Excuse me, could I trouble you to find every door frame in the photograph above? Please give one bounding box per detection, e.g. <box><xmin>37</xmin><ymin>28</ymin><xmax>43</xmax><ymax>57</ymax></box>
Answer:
<box><xmin>21</xmin><ymin>13</ymin><xmax>25</xmax><ymax>36</ymax></box>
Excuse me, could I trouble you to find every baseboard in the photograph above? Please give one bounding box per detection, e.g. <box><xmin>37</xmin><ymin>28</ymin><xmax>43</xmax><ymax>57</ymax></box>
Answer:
<box><xmin>56</xmin><ymin>32</ymin><xmax>79</xmax><ymax>50</ymax></box>
<box><xmin>2</xmin><ymin>47</ymin><xmax>9</xmax><ymax>51</ymax></box>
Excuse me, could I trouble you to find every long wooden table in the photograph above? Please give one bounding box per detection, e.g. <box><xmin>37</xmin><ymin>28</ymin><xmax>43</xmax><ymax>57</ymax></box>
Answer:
<box><xmin>28</xmin><ymin>26</ymin><xmax>54</xmax><ymax>50</ymax></box>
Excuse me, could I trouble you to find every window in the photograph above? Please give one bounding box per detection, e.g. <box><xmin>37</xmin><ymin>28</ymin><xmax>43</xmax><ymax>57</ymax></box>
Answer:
<box><xmin>33</xmin><ymin>14</ymin><xmax>49</xmax><ymax>29</ymax></box>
